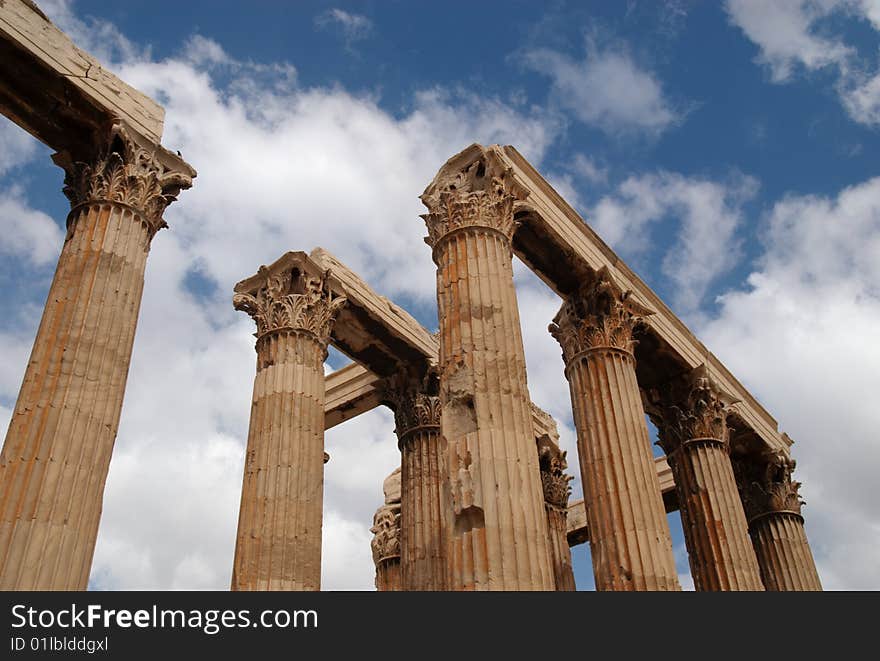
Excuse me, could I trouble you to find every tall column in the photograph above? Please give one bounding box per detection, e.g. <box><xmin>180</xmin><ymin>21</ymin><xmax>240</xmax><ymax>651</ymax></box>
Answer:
<box><xmin>231</xmin><ymin>257</ymin><xmax>346</xmax><ymax>591</ymax></box>
<box><xmin>647</xmin><ymin>365</ymin><xmax>764</xmax><ymax>591</ymax></box>
<box><xmin>549</xmin><ymin>267</ymin><xmax>679</xmax><ymax>591</ymax></box>
<box><xmin>420</xmin><ymin>148</ymin><xmax>554</xmax><ymax>590</ymax></box>
<box><xmin>0</xmin><ymin>123</ymin><xmax>193</xmax><ymax>590</ymax></box>
<box><xmin>737</xmin><ymin>450</ymin><xmax>822</xmax><ymax>591</ymax></box>
<box><xmin>537</xmin><ymin>436</ymin><xmax>576</xmax><ymax>591</ymax></box>
<box><xmin>385</xmin><ymin>370</ymin><xmax>447</xmax><ymax>590</ymax></box>
<box><xmin>371</xmin><ymin>468</ymin><xmax>402</xmax><ymax>591</ymax></box>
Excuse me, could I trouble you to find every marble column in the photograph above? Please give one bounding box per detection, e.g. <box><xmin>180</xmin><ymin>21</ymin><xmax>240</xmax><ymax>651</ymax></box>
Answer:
<box><xmin>420</xmin><ymin>148</ymin><xmax>554</xmax><ymax>590</ymax></box>
<box><xmin>737</xmin><ymin>450</ymin><xmax>822</xmax><ymax>591</ymax></box>
<box><xmin>231</xmin><ymin>256</ymin><xmax>346</xmax><ymax>591</ymax></box>
<box><xmin>550</xmin><ymin>267</ymin><xmax>679</xmax><ymax>591</ymax></box>
<box><xmin>0</xmin><ymin>123</ymin><xmax>193</xmax><ymax>590</ymax></box>
<box><xmin>371</xmin><ymin>468</ymin><xmax>402</xmax><ymax>591</ymax></box>
<box><xmin>385</xmin><ymin>370</ymin><xmax>447</xmax><ymax>590</ymax></box>
<box><xmin>537</xmin><ymin>436</ymin><xmax>576</xmax><ymax>591</ymax></box>
<box><xmin>648</xmin><ymin>365</ymin><xmax>764</xmax><ymax>591</ymax></box>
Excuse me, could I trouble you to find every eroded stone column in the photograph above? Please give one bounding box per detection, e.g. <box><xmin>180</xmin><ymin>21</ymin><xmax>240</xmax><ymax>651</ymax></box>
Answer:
<box><xmin>648</xmin><ymin>366</ymin><xmax>764</xmax><ymax>591</ymax></box>
<box><xmin>550</xmin><ymin>267</ymin><xmax>679</xmax><ymax>591</ymax></box>
<box><xmin>385</xmin><ymin>371</ymin><xmax>446</xmax><ymax>590</ymax></box>
<box><xmin>231</xmin><ymin>257</ymin><xmax>345</xmax><ymax>591</ymax></box>
<box><xmin>371</xmin><ymin>468</ymin><xmax>402</xmax><ymax>591</ymax></box>
<box><xmin>0</xmin><ymin>123</ymin><xmax>193</xmax><ymax>590</ymax></box>
<box><xmin>537</xmin><ymin>435</ymin><xmax>575</xmax><ymax>591</ymax></box>
<box><xmin>737</xmin><ymin>450</ymin><xmax>822</xmax><ymax>591</ymax></box>
<box><xmin>421</xmin><ymin>148</ymin><xmax>554</xmax><ymax>590</ymax></box>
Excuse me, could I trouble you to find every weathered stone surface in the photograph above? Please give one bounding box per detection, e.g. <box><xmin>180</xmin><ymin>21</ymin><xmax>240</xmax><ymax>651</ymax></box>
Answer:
<box><xmin>456</xmin><ymin>143</ymin><xmax>789</xmax><ymax>456</ymax></box>
<box><xmin>566</xmin><ymin>455</ymin><xmax>675</xmax><ymax>545</ymax></box>
<box><xmin>537</xmin><ymin>434</ymin><xmax>575</xmax><ymax>591</ymax></box>
<box><xmin>384</xmin><ymin>370</ymin><xmax>446</xmax><ymax>591</ymax></box>
<box><xmin>550</xmin><ymin>268</ymin><xmax>680</xmax><ymax>591</ymax></box>
<box><xmin>422</xmin><ymin>149</ymin><xmax>554</xmax><ymax>590</ymax></box>
<box><xmin>647</xmin><ymin>365</ymin><xmax>764</xmax><ymax>591</ymax></box>
<box><xmin>0</xmin><ymin>122</ymin><xmax>192</xmax><ymax>590</ymax></box>
<box><xmin>371</xmin><ymin>468</ymin><xmax>402</xmax><ymax>591</ymax></box>
<box><xmin>735</xmin><ymin>450</ymin><xmax>822</xmax><ymax>591</ymax></box>
<box><xmin>231</xmin><ymin>253</ymin><xmax>346</xmax><ymax>591</ymax></box>
<box><xmin>0</xmin><ymin>0</ymin><xmax>164</xmax><ymax>150</ymax></box>
<box><xmin>324</xmin><ymin>363</ymin><xmax>385</xmax><ymax>430</ymax></box>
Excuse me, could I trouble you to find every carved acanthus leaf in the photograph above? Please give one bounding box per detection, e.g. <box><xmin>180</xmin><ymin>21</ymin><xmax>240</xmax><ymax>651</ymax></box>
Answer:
<box><xmin>55</xmin><ymin>123</ymin><xmax>193</xmax><ymax>239</ymax></box>
<box><xmin>549</xmin><ymin>267</ymin><xmax>653</xmax><ymax>360</ymax></box>
<box><xmin>537</xmin><ymin>435</ymin><xmax>573</xmax><ymax>510</ymax></box>
<box><xmin>648</xmin><ymin>364</ymin><xmax>739</xmax><ymax>454</ymax></box>
<box><xmin>384</xmin><ymin>370</ymin><xmax>442</xmax><ymax>441</ymax></box>
<box><xmin>371</xmin><ymin>468</ymin><xmax>402</xmax><ymax>564</ymax></box>
<box><xmin>420</xmin><ymin>148</ymin><xmax>528</xmax><ymax>248</ymax></box>
<box><xmin>370</xmin><ymin>503</ymin><xmax>401</xmax><ymax>564</ymax></box>
<box><xmin>233</xmin><ymin>267</ymin><xmax>346</xmax><ymax>345</ymax></box>
<box><xmin>737</xmin><ymin>450</ymin><xmax>804</xmax><ymax>522</ymax></box>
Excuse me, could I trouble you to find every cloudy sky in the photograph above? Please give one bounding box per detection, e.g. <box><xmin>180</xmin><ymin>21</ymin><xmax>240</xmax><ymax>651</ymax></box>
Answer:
<box><xmin>1</xmin><ymin>0</ymin><xmax>878</xmax><ymax>590</ymax></box>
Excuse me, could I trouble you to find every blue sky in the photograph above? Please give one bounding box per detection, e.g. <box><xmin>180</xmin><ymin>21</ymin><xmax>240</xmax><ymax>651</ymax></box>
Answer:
<box><xmin>1</xmin><ymin>0</ymin><xmax>879</xmax><ymax>590</ymax></box>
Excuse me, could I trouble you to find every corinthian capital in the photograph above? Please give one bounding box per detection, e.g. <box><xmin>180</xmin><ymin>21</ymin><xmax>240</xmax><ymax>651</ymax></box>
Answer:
<box><xmin>420</xmin><ymin>145</ymin><xmax>528</xmax><ymax>250</ymax></box>
<box><xmin>370</xmin><ymin>468</ymin><xmax>402</xmax><ymax>564</ymax></box>
<box><xmin>647</xmin><ymin>364</ymin><xmax>739</xmax><ymax>455</ymax></box>
<box><xmin>233</xmin><ymin>252</ymin><xmax>346</xmax><ymax>348</ymax></box>
<box><xmin>52</xmin><ymin>121</ymin><xmax>195</xmax><ymax>239</ymax></box>
<box><xmin>549</xmin><ymin>266</ymin><xmax>653</xmax><ymax>362</ymax></box>
<box><xmin>737</xmin><ymin>449</ymin><xmax>805</xmax><ymax>523</ymax></box>
<box><xmin>384</xmin><ymin>370</ymin><xmax>442</xmax><ymax>443</ymax></box>
<box><xmin>537</xmin><ymin>435</ymin><xmax>573</xmax><ymax>510</ymax></box>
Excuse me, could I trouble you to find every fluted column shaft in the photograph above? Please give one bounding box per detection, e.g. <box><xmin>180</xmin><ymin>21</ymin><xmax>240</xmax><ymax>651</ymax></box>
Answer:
<box><xmin>550</xmin><ymin>269</ymin><xmax>679</xmax><ymax>591</ymax></box>
<box><xmin>667</xmin><ymin>440</ymin><xmax>763</xmax><ymax>590</ymax></box>
<box><xmin>738</xmin><ymin>451</ymin><xmax>822</xmax><ymax>591</ymax></box>
<box><xmin>750</xmin><ymin>512</ymin><xmax>821</xmax><ymax>590</ymax></box>
<box><xmin>231</xmin><ymin>259</ymin><xmax>345</xmax><ymax>591</ymax></box>
<box><xmin>232</xmin><ymin>331</ymin><xmax>326</xmax><ymax>590</ymax></box>
<box><xmin>0</xmin><ymin>124</ymin><xmax>192</xmax><ymax>590</ymax></box>
<box><xmin>399</xmin><ymin>428</ymin><xmax>447</xmax><ymax>590</ymax></box>
<box><xmin>387</xmin><ymin>373</ymin><xmax>446</xmax><ymax>590</ymax></box>
<box><xmin>375</xmin><ymin>558</ymin><xmax>402</xmax><ymax>591</ymax></box>
<box><xmin>537</xmin><ymin>435</ymin><xmax>575</xmax><ymax>591</ymax></box>
<box><xmin>649</xmin><ymin>365</ymin><xmax>763</xmax><ymax>590</ymax></box>
<box><xmin>421</xmin><ymin>153</ymin><xmax>554</xmax><ymax>590</ymax></box>
<box><xmin>545</xmin><ymin>505</ymin><xmax>575</xmax><ymax>591</ymax></box>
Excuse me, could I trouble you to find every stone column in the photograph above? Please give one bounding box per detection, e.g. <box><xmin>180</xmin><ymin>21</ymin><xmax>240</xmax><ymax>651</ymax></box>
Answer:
<box><xmin>371</xmin><ymin>468</ymin><xmax>402</xmax><ymax>591</ymax></box>
<box><xmin>0</xmin><ymin>123</ymin><xmax>193</xmax><ymax>590</ymax></box>
<box><xmin>549</xmin><ymin>267</ymin><xmax>679</xmax><ymax>591</ymax></box>
<box><xmin>231</xmin><ymin>257</ymin><xmax>346</xmax><ymax>591</ymax></box>
<box><xmin>385</xmin><ymin>371</ymin><xmax>447</xmax><ymax>590</ymax></box>
<box><xmin>737</xmin><ymin>450</ymin><xmax>822</xmax><ymax>591</ymax></box>
<box><xmin>420</xmin><ymin>148</ymin><xmax>554</xmax><ymax>590</ymax></box>
<box><xmin>648</xmin><ymin>365</ymin><xmax>764</xmax><ymax>591</ymax></box>
<box><xmin>537</xmin><ymin>435</ymin><xmax>575</xmax><ymax>591</ymax></box>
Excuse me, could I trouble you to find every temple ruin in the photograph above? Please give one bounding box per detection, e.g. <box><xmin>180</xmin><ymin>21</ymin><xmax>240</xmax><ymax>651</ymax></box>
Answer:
<box><xmin>0</xmin><ymin>1</ymin><xmax>822</xmax><ymax>591</ymax></box>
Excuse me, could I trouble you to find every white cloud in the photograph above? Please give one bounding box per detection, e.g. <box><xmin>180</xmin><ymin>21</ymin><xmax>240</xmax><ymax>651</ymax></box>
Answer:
<box><xmin>523</xmin><ymin>37</ymin><xmax>681</xmax><ymax>135</ymax></box>
<box><xmin>0</xmin><ymin>186</ymin><xmax>66</xmax><ymax>265</ymax></box>
<box><xmin>725</xmin><ymin>0</ymin><xmax>852</xmax><ymax>82</ymax></box>
<box><xmin>698</xmin><ymin>176</ymin><xmax>880</xmax><ymax>589</ymax></box>
<box><xmin>1</xmin><ymin>5</ymin><xmax>561</xmax><ymax>590</ymax></box>
<box><xmin>841</xmin><ymin>63</ymin><xmax>880</xmax><ymax>124</ymax></box>
<box><xmin>725</xmin><ymin>0</ymin><xmax>880</xmax><ymax>127</ymax></box>
<box><xmin>3</xmin><ymin>0</ymin><xmax>872</xmax><ymax>593</ymax></box>
<box><xmin>0</xmin><ymin>122</ymin><xmax>40</xmax><ymax>175</ymax></box>
<box><xmin>856</xmin><ymin>0</ymin><xmax>880</xmax><ymax>28</ymax></box>
<box><xmin>571</xmin><ymin>153</ymin><xmax>608</xmax><ymax>185</ymax></box>
<box><xmin>590</xmin><ymin>171</ymin><xmax>758</xmax><ymax>313</ymax></box>
<box><xmin>315</xmin><ymin>9</ymin><xmax>373</xmax><ymax>48</ymax></box>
